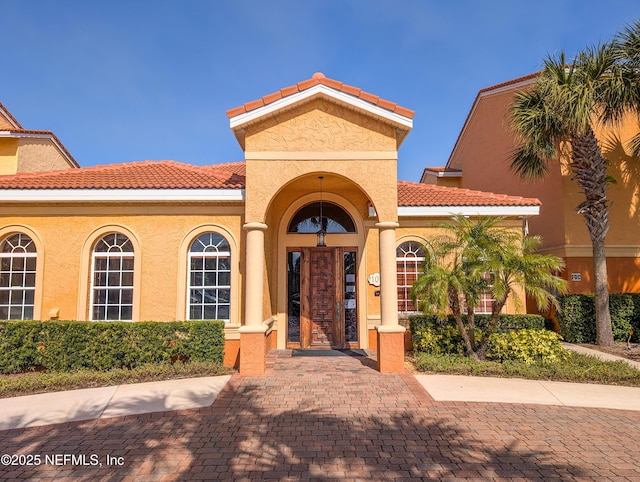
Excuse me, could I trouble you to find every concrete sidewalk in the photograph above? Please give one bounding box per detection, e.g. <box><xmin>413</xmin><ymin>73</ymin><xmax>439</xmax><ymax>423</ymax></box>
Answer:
<box><xmin>416</xmin><ymin>374</ymin><xmax>640</xmax><ymax>411</ymax></box>
<box><xmin>0</xmin><ymin>376</ymin><xmax>231</xmax><ymax>431</ymax></box>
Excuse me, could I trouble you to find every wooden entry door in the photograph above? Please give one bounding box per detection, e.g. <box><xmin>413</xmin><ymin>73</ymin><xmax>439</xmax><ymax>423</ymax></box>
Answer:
<box><xmin>289</xmin><ymin>247</ymin><xmax>358</xmax><ymax>349</ymax></box>
<box><xmin>304</xmin><ymin>247</ymin><xmax>340</xmax><ymax>348</ymax></box>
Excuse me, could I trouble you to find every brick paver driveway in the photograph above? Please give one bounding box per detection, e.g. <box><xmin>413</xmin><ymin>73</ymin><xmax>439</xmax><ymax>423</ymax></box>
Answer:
<box><xmin>2</xmin><ymin>350</ymin><xmax>640</xmax><ymax>481</ymax></box>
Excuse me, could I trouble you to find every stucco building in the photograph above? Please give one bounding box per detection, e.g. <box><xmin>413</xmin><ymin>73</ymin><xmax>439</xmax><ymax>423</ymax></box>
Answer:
<box><xmin>0</xmin><ymin>74</ymin><xmax>539</xmax><ymax>374</ymax></box>
<box><xmin>423</xmin><ymin>73</ymin><xmax>640</xmax><ymax>296</ymax></box>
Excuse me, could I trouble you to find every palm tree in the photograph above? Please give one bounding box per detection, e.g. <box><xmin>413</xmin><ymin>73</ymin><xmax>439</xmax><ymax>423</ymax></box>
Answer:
<box><xmin>614</xmin><ymin>20</ymin><xmax>640</xmax><ymax>157</ymax></box>
<box><xmin>411</xmin><ymin>216</ymin><xmax>567</xmax><ymax>360</ymax></box>
<box><xmin>509</xmin><ymin>25</ymin><xmax>640</xmax><ymax>346</ymax></box>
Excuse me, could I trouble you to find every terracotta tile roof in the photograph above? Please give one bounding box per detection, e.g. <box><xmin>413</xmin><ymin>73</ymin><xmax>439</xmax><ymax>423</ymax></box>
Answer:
<box><xmin>207</xmin><ymin>161</ymin><xmax>246</xmax><ymax>176</ymax></box>
<box><xmin>0</xmin><ymin>160</ymin><xmax>245</xmax><ymax>190</ymax></box>
<box><xmin>477</xmin><ymin>72</ymin><xmax>538</xmax><ymax>96</ymax></box>
<box><xmin>0</xmin><ymin>159</ymin><xmax>537</xmax><ymax>208</ymax></box>
<box><xmin>226</xmin><ymin>72</ymin><xmax>415</xmax><ymax>120</ymax></box>
<box><xmin>397</xmin><ymin>181</ymin><xmax>540</xmax><ymax>207</ymax></box>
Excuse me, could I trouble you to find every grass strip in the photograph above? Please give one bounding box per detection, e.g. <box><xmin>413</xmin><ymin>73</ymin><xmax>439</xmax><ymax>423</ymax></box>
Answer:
<box><xmin>0</xmin><ymin>360</ymin><xmax>230</xmax><ymax>399</ymax></box>
<box><xmin>413</xmin><ymin>351</ymin><xmax>640</xmax><ymax>387</ymax></box>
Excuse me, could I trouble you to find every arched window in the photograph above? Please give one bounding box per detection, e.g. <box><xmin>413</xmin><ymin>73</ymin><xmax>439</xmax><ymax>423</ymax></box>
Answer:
<box><xmin>396</xmin><ymin>241</ymin><xmax>426</xmax><ymax>314</ymax></box>
<box><xmin>0</xmin><ymin>233</ymin><xmax>36</xmax><ymax>320</ymax></box>
<box><xmin>188</xmin><ymin>232</ymin><xmax>231</xmax><ymax>321</ymax></box>
<box><xmin>91</xmin><ymin>233</ymin><xmax>134</xmax><ymax>321</ymax></box>
<box><xmin>288</xmin><ymin>202</ymin><xmax>356</xmax><ymax>233</ymax></box>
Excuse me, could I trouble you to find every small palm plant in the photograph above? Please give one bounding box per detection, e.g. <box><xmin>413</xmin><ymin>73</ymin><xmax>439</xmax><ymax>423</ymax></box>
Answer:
<box><xmin>411</xmin><ymin>216</ymin><xmax>568</xmax><ymax>360</ymax></box>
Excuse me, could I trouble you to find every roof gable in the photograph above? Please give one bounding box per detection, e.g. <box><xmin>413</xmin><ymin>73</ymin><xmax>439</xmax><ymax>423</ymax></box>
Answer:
<box><xmin>0</xmin><ymin>102</ymin><xmax>22</xmax><ymax>129</ymax></box>
<box><xmin>227</xmin><ymin>73</ymin><xmax>414</xmax><ymax>149</ymax></box>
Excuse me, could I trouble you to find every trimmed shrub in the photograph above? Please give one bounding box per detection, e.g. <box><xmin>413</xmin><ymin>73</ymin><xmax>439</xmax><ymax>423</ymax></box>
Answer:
<box><xmin>409</xmin><ymin>314</ymin><xmax>545</xmax><ymax>356</ymax></box>
<box><xmin>0</xmin><ymin>320</ymin><xmax>225</xmax><ymax>374</ymax></box>
<box><xmin>411</xmin><ymin>324</ymin><xmax>469</xmax><ymax>355</ymax></box>
<box><xmin>557</xmin><ymin>294</ymin><xmax>640</xmax><ymax>343</ymax></box>
<box><xmin>485</xmin><ymin>329</ymin><xmax>569</xmax><ymax>364</ymax></box>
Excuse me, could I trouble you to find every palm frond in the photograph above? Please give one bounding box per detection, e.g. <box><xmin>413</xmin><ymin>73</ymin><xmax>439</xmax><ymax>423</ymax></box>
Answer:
<box><xmin>510</xmin><ymin>147</ymin><xmax>549</xmax><ymax>179</ymax></box>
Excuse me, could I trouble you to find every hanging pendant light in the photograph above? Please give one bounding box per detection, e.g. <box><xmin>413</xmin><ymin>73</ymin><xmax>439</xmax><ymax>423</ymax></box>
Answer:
<box><xmin>317</xmin><ymin>176</ymin><xmax>326</xmax><ymax>247</ymax></box>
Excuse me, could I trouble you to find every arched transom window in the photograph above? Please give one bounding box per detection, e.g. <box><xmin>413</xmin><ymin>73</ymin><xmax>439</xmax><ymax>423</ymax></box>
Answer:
<box><xmin>288</xmin><ymin>202</ymin><xmax>356</xmax><ymax>233</ymax></box>
<box><xmin>91</xmin><ymin>233</ymin><xmax>134</xmax><ymax>321</ymax></box>
<box><xmin>188</xmin><ymin>232</ymin><xmax>231</xmax><ymax>321</ymax></box>
<box><xmin>396</xmin><ymin>241</ymin><xmax>426</xmax><ymax>314</ymax></box>
<box><xmin>0</xmin><ymin>233</ymin><xmax>37</xmax><ymax>320</ymax></box>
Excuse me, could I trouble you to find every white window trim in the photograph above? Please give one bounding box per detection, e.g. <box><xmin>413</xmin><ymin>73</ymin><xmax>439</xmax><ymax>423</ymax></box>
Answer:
<box><xmin>90</xmin><ymin>239</ymin><xmax>135</xmax><ymax>322</ymax></box>
<box><xmin>396</xmin><ymin>241</ymin><xmax>426</xmax><ymax>315</ymax></box>
<box><xmin>186</xmin><ymin>234</ymin><xmax>232</xmax><ymax>322</ymax></box>
<box><xmin>0</xmin><ymin>236</ymin><xmax>37</xmax><ymax>320</ymax></box>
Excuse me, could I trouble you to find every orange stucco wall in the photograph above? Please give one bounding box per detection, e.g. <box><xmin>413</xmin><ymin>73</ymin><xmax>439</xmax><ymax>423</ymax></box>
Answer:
<box><xmin>447</xmin><ymin>82</ymin><xmax>640</xmax><ymax>293</ymax></box>
<box><xmin>564</xmin><ymin>257</ymin><xmax>640</xmax><ymax>294</ymax></box>
<box><xmin>447</xmin><ymin>87</ymin><xmax>566</xmax><ymax>249</ymax></box>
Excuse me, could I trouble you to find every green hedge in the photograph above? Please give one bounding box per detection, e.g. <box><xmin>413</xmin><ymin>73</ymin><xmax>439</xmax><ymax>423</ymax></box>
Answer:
<box><xmin>409</xmin><ymin>314</ymin><xmax>545</xmax><ymax>334</ymax></box>
<box><xmin>557</xmin><ymin>294</ymin><xmax>640</xmax><ymax>343</ymax></box>
<box><xmin>0</xmin><ymin>320</ymin><xmax>225</xmax><ymax>374</ymax></box>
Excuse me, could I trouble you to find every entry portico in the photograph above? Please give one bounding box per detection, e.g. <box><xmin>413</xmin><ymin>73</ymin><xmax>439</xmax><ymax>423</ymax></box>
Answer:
<box><xmin>229</xmin><ymin>73</ymin><xmax>412</xmax><ymax>374</ymax></box>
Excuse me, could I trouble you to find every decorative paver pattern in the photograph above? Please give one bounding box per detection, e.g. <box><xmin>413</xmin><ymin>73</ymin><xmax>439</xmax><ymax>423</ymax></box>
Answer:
<box><xmin>2</xmin><ymin>350</ymin><xmax>640</xmax><ymax>480</ymax></box>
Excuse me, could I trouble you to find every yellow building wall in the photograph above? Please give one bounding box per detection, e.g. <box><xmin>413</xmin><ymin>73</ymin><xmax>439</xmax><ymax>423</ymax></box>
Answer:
<box><xmin>242</xmin><ymin>99</ymin><xmax>400</xmax><ymax>223</ymax></box>
<box><xmin>239</xmin><ymin>97</ymin><xmax>403</xmax><ymax>346</ymax></box>
<box><xmin>0</xmin><ymin>138</ymin><xmax>19</xmax><ymax>175</ymax></box>
<box><xmin>244</xmin><ymin>98</ymin><xmax>398</xmax><ymax>153</ymax></box>
<box><xmin>394</xmin><ymin>220</ymin><xmax>528</xmax><ymax>316</ymax></box>
<box><xmin>0</xmin><ymin>204</ymin><xmax>244</xmax><ymax>323</ymax></box>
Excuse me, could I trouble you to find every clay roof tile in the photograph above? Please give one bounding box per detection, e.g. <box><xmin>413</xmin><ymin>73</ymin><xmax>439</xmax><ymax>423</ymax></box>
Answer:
<box><xmin>226</xmin><ymin>72</ymin><xmax>415</xmax><ymax>120</ymax></box>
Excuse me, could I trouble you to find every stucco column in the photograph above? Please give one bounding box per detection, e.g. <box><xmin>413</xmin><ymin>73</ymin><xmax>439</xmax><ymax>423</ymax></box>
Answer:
<box><xmin>375</xmin><ymin>222</ymin><xmax>406</xmax><ymax>373</ymax></box>
<box><xmin>239</xmin><ymin>222</ymin><xmax>268</xmax><ymax>375</ymax></box>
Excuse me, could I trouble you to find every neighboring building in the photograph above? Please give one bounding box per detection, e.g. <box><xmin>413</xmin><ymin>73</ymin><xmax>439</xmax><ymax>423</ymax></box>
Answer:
<box><xmin>424</xmin><ymin>73</ymin><xmax>640</xmax><ymax>295</ymax></box>
<box><xmin>0</xmin><ymin>102</ymin><xmax>78</xmax><ymax>174</ymax></box>
<box><xmin>0</xmin><ymin>73</ymin><xmax>539</xmax><ymax>374</ymax></box>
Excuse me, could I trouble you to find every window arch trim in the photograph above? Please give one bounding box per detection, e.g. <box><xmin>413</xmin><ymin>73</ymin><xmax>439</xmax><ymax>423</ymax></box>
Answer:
<box><xmin>0</xmin><ymin>232</ymin><xmax>37</xmax><ymax>320</ymax></box>
<box><xmin>79</xmin><ymin>225</ymin><xmax>141</xmax><ymax>322</ymax></box>
<box><xmin>187</xmin><ymin>231</ymin><xmax>232</xmax><ymax>322</ymax></box>
<box><xmin>396</xmin><ymin>238</ymin><xmax>429</xmax><ymax>315</ymax></box>
<box><xmin>177</xmin><ymin>225</ymin><xmax>239</xmax><ymax>324</ymax></box>
<box><xmin>0</xmin><ymin>226</ymin><xmax>43</xmax><ymax>320</ymax></box>
<box><xmin>90</xmin><ymin>232</ymin><xmax>135</xmax><ymax>321</ymax></box>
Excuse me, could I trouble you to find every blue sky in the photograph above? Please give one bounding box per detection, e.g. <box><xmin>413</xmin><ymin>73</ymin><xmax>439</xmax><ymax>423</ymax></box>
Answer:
<box><xmin>2</xmin><ymin>1</ymin><xmax>639</xmax><ymax>182</ymax></box>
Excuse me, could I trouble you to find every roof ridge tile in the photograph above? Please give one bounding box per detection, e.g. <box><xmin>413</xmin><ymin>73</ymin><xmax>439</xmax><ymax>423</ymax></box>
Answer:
<box><xmin>227</xmin><ymin>73</ymin><xmax>415</xmax><ymax>120</ymax></box>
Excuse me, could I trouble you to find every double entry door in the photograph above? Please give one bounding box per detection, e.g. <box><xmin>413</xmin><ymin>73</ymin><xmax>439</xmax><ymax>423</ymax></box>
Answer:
<box><xmin>287</xmin><ymin>247</ymin><xmax>357</xmax><ymax>349</ymax></box>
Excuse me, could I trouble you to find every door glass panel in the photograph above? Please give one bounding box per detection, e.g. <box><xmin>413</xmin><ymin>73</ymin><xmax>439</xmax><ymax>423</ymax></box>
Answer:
<box><xmin>287</xmin><ymin>251</ymin><xmax>301</xmax><ymax>343</ymax></box>
<box><xmin>344</xmin><ymin>250</ymin><xmax>358</xmax><ymax>342</ymax></box>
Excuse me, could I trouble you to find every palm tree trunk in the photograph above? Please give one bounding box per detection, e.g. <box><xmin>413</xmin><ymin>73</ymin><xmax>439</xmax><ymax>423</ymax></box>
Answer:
<box><xmin>449</xmin><ymin>287</ymin><xmax>478</xmax><ymax>360</ymax></box>
<box><xmin>570</xmin><ymin>128</ymin><xmax>614</xmax><ymax>346</ymax></box>
<box><xmin>593</xmin><ymin>239</ymin><xmax>613</xmax><ymax>345</ymax></box>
